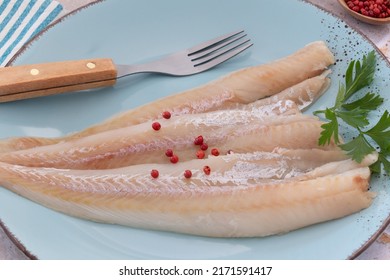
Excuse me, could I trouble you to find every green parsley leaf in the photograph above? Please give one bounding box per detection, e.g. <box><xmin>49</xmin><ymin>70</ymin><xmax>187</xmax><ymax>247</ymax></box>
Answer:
<box><xmin>369</xmin><ymin>158</ymin><xmax>382</xmax><ymax>174</ymax></box>
<box><xmin>374</xmin><ymin>153</ymin><xmax>390</xmax><ymax>175</ymax></box>
<box><xmin>333</xmin><ymin>51</ymin><xmax>376</xmax><ymax>109</ymax></box>
<box><xmin>335</xmin><ymin>108</ymin><xmax>369</xmax><ymax>128</ymax></box>
<box><xmin>339</xmin><ymin>134</ymin><xmax>375</xmax><ymax>163</ymax></box>
<box><xmin>343</xmin><ymin>51</ymin><xmax>376</xmax><ymax>101</ymax></box>
<box><xmin>318</xmin><ymin>108</ymin><xmax>339</xmax><ymax>145</ymax></box>
<box><xmin>364</xmin><ymin>110</ymin><xmax>390</xmax><ymax>151</ymax></box>
<box><xmin>316</xmin><ymin>50</ymin><xmax>390</xmax><ymax>175</ymax></box>
<box><xmin>334</xmin><ymin>82</ymin><xmax>346</xmax><ymax>109</ymax></box>
<box><xmin>342</xmin><ymin>92</ymin><xmax>383</xmax><ymax>111</ymax></box>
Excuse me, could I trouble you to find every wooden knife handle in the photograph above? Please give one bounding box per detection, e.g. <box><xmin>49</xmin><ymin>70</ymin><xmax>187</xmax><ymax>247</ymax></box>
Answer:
<box><xmin>0</xmin><ymin>58</ymin><xmax>117</xmax><ymax>102</ymax></box>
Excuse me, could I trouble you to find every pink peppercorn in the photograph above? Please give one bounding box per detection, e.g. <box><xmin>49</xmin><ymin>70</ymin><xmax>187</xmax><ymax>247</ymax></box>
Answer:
<box><xmin>203</xmin><ymin>166</ymin><xmax>211</xmax><ymax>175</ymax></box>
<box><xmin>162</xmin><ymin>111</ymin><xmax>171</xmax><ymax>119</ymax></box>
<box><xmin>170</xmin><ymin>155</ymin><xmax>179</xmax><ymax>164</ymax></box>
<box><xmin>345</xmin><ymin>0</ymin><xmax>390</xmax><ymax>18</ymax></box>
<box><xmin>165</xmin><ymin>149</ymin><xmax>174</xmax><ymax>157</ymax></box>
<box><xmin>211</xmin><ymin>148</ymin><xmax>220</xmax><ymax>156</ymax></box>
<box><xmin>194</xmin><ymin>135</ymin><xmax>204</xmax><ymax>145</ymax></box>
<box><xmin>200</xmin><ymin>143</ymin><xmax>208</xmax><ymax>151</ymax></box>
<box><xmin>150</xmin><ymin>169</ymin><xmax>159</xmax><ymax>178</ymax></box>
<box><xmin>196</xmin><ymin>150</ymin><xmax>205</xmax><ymax>159</ymax></box>
<box><xmin>152</xmin><ymin>122</ymin><xmax>161</xmax><ymax>131</ymax></box>
<box><xmin>184</xmin><ymin>170</ymin><xmax>192</xmax><ymax>179</ymax></box>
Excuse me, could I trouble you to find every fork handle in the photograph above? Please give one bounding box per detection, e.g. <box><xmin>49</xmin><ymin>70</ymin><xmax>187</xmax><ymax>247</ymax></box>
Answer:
<box><xmin>0</xmin><ymin>58</ymin><xmax>117</xmax><ymax>103</ymax></box>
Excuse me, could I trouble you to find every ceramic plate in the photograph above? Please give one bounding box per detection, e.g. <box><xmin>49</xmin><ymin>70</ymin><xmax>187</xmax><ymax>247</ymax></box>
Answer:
<box><xmin>0</xmin><ymin>0</ymin><xmax>389</xmax><ymax>259</ymax></box>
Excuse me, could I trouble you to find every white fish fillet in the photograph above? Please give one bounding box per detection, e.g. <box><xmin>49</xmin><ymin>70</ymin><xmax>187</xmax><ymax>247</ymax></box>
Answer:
<box><xmin>0</xmin><ymin>101</ymin><xmax>338</xmax><ymax>169</ymax></box>
<box><xmin>0</xmin><ymin>41</ymin><xmax>334</xmax><ymax>153</ymax></box>
<box><xmin>81</xmin><ymin>41</ymin><xmax>334</xmax><ymax>133</ymax></box>
<box><xmin>0</xmin><ymin>40</ymin><xmax>373</xmax><ymax>239</ymax></box>
<box><xmin>0</xmin><ymin>151</ymin><xmax>375</xmax><ymax>237</ymax></box>
<box><xmin>248</xmin><ymin>70</ymin><xmax>331</xmax><ymax>111</ymax></box>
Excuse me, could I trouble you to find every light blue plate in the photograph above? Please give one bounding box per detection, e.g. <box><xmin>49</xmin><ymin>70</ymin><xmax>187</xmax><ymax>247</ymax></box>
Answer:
<box><xmin>0</xmin><ymin>0</ymin><xmax>389</xmax><ymax>260</ymax></box>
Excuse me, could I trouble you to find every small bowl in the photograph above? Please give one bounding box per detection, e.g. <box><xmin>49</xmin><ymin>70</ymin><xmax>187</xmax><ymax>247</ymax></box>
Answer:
<box><xmin>337</xmin><ymin>0</ymin><xmax>390</xmax><ymax>25</ymax></box>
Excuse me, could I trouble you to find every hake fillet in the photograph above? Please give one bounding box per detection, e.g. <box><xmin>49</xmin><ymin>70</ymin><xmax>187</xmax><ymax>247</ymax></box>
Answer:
<box><xmin>87</xmin><ymin>41</ymin><xmax>334</xmax><ymax>132</ymax></box>
<box><xmin>0</xmin><ymin>102</ymin><xmax>337</xmax><ymax>169</ymax></box>
<box><xmin>0</xmin><ymin>41</ymin><xmax>334</xmax><ymax>153</ymax></box>
<box><xmin>0</xmin><ymin>40</ymin><xmax>376</xmax><ymax>239</ymax></box>
<box><xmin>0</xmin><ymin>151</ymin><xmax>375</xmax><ymax>237</ymax></box>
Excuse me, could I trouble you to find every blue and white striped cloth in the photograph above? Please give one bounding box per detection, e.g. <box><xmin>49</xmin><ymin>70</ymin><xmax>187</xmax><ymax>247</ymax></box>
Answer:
<box><xmin>0</xmin><ymin>0</ymin><xmax>63</xmax><ymax>66</ymax></box>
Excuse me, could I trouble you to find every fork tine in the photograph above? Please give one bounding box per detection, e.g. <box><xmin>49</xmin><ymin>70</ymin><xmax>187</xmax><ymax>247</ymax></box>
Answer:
<box><xmin>189</xmin><ymin>33</ymin><xmax>248</xmax><ymax>61</ymax></box>
<box><xmin>193</xmin><ymin>41</ymin><xmax>252</xmax><ymax>73</ymax></box>
<box><xmin>193</xmin><ymin>39</ymin><xmax>252</xmax><ymax>68</ymax></box>
<box><xmin>187</xmin><ymin>30</ymin><xmax>245</xmax><ymax>55</ymax></box>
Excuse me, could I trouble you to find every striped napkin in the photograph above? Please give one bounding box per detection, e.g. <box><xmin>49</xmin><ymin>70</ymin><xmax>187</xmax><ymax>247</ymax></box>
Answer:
<box><xmin>0</xmin><ymin>0</ymin><xmax>63</xmax><ymax>66</ymax></box>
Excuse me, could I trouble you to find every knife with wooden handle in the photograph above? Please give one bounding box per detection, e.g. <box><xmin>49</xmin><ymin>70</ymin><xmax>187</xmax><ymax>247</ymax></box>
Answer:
<box><xmin>0</xmin><ymin>30</ymin><xmax>253</xmax><ymax>103</ymax></box>
<box><xmin>0</xmin><ymin>58</ymin><xmax>117</xmax><ymax>103</ymax></box>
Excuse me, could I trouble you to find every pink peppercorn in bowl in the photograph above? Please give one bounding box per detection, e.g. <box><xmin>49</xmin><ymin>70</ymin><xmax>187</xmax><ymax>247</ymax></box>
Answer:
<box><xmin>337</xmin><ymin>0</ymin><xmax>390</xmax><ymax>25</ymax></box>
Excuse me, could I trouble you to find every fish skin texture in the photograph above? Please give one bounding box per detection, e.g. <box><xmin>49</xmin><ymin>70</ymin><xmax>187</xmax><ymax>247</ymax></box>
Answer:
<box><xmin>0</xmin><ymin>41</ymin><xmax>334</xmax><ymax>153</ymax></box>
<box><xmin>0</xmin><ymin>152</ymin><xmax>374</xmax><ymax>237</ymax></box>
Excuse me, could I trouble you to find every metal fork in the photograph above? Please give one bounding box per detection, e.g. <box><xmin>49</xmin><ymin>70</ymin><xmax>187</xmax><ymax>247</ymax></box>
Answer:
<box><xmin>116</xmin><ymin>30</ymin><xmax>252</xmax><ymax>77</ymax></box>
<box><xmin>0</xmin><ymin>30</ymin><xmax>252</xmax><ymax>103</ymax></box>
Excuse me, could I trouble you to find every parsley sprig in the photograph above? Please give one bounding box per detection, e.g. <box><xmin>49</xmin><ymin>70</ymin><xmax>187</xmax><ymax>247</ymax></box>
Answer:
<box><xmin>314</xmin><ymin>51</ymin><xmax>390</xmax><ymax>174</ymax></box>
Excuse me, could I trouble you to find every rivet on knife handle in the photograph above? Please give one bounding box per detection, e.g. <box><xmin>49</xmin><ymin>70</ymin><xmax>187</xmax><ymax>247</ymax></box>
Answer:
<box><xmin>0</xmin><ymin>58</ymin><xmax>117</xmax><ymax>102</ymax></box>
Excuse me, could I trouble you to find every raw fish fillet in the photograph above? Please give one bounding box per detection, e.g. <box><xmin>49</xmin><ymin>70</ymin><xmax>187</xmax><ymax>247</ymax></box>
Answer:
<box><xmin>0</xmin><ymin>102</ymin><xmax>338</xmax><ymax>169</ymax></box>
<box><xmin>88</xmin><ymin>41</ymin><xmax>334</xmax><ymax>133</ymax></box>
<box><xmin>0</xmin><ymin>41</ymin><xmax>334</xmax><ymax>153</ymax></box>
<box><xmin>0</xmin><ymin>151</ymin><xmax>376</xmax><ymax>237</ymax></box>
<box><xmin>249</xmin><ymin>70</ymin><xmax>331</xmax><ymax>111</ymax></box>
<box><xmin>0</xmin><ymin>40</ymin><xmax>376</xmax><ymax>239</ymax></box>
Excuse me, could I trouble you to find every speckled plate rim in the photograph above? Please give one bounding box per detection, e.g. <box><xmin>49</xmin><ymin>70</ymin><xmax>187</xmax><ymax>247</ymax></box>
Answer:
<box><xmin>1</xmin><ymin>0</ymin><xmax>389</xmax><ymax>260</ymax></box>
<box><xmin>303</xmin><ymin>1</ymin><xmax>390</xmax><ymax>259</ymax></box>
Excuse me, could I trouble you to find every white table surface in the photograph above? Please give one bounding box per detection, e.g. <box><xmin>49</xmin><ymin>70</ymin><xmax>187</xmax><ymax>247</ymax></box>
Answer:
<box><xmin>0</xmin><ymin>0</ymin><xmax>389</xmax><ymax>260</ymax></box>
